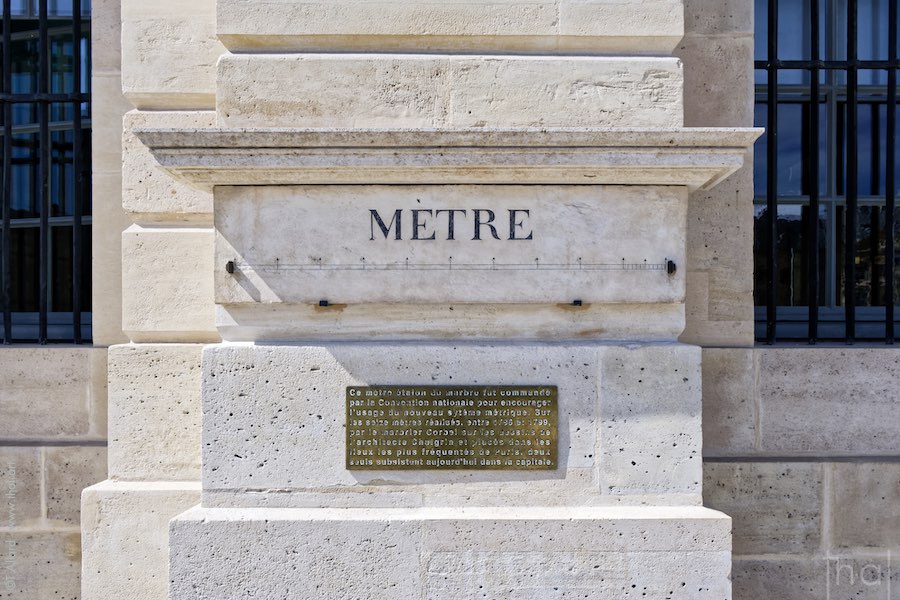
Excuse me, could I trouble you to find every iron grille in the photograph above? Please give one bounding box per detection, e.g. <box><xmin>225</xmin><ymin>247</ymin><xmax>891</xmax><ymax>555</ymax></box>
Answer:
<box><xmin>0</xmin><ymin>0</ymin><xmax>91</xmax><ymax>343</ymax></box>
<box><xmin>755</xmin><ymin>0</ymin><xmax>900</xmax><ymax>343</ymax></box>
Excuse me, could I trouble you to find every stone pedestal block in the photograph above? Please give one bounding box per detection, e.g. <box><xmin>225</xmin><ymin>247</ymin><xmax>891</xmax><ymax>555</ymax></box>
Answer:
<box><xmin>200</xmin><ymin>342</ymin><xmax>703</xmax><ymax>508</ymax></box>
<box><xmin>170</xmin><ymin>505</ymin><xmax>732</xmax><ymax>600</ymax></box>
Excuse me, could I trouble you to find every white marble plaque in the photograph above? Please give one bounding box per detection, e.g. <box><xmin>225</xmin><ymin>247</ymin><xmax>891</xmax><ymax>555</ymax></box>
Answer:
<box><xmin>215</xmin><ymin>185</ymin><xmax>686</xmax><ymax>305</ymax></box>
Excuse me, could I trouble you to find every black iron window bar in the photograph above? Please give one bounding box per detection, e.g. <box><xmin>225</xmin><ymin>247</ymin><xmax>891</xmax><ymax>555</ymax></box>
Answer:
<box><xmin>0</xmin><ymin>0</ymin><xmax>90</xmax><ymax>343</ymax></box>
<box><xmin>757</xmin><ymin>0</ymin><xmax>899</xmax><ymax>344</ymax></box>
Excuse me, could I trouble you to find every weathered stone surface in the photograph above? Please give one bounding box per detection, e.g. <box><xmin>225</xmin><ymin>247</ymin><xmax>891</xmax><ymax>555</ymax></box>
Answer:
<box><xmin>216</xmin><ymin>0</ymin><xmax>684</xmax><ymax>53</ymax></box>
<box><xmin>217</xmin><ymin>54</ymin><xmax>683</xmax><ymax>129</ymax></box>
<box><xmin>701</xmin><ymin>348</ymin><xmax>757</xmax><ymax>455</ymax></box>
<box><xmin>598</xmin><ymin>344</ymin><xmax>703</xmax><ymax>498</ymax></box>
<box><xmin>686</xmin><ymin>165</ymin><xmax>754</xmax><ymax>292</ymax></box>
<box><xmin>170</xmin><ymin>506</ymin><xmax>731</xmax><ymax>600</ymax></box>
<box><xmin>0</xmin><ymin>347</ymin><xmax>107</xmax><ymax>440</ymax></box>
<box><xmin>733</xmin><ymin>558</ymin><xmax>827</xmax><ymax>600</ymax></box>
<box><xmin>1</xmin><ymin>531</ymin><xmax>82</xmax><ymax>600</ymax></box>
<box><xmin>704</xmin><ymin>462</ymin><xmax>823</xmax><ymax>554</ymax></box>
<box><xmin>202</xmin><ymin>343</ymin><xmax>703</xmax><ymax>504</ymax></box>
<box><xmin>121</xmin><ymin>226</ymin><xmax>218</xmax><ymax>342</ymax></box>
<box><xmin>216</xmin><ymin>185</ymin><xmax>686</xmax><ymax>306</ymax></box>
<box><xmin>202</xmin><ymin>343</ymin><xmax>598</xmax><ymax>494</ymax></box>
<box><xmin>45</xmin><ymin>446</ymin><xmax>108</xmax><ymax>526</ymax></box>
<box><xmin>121</xmin><ymin>0</ymin><xmax>223</xmax><ymax>109</ymax></box>
<box><xmin>91</xmin><ymin>71</ymin><xmax>134</xmax><ymax>347</ymax></box>
<box><xmin>683</xmin><ymin>0</ymin><xmax>754</xmax><ymax>34</ymax></box>
<box><xmin>81</xmin><ymin>481</ymin><xmax>201</xmax><ymax>600</ymax></box>
<box><xmin>831</xmin><ymin>463</ymin><xmax>900</xmax><ymax>549</ymax></box>
<box><xmin>217</xmin><ymin>302</ymin><xmax>687</xmax><ymax>343</ymax></box>
<box><xmin>123</xmin><ymin>110</ymin><xmax>215</xmax><ymax>218</ymax></box>
<box><xmin>678</xmin><ymin>35</ymin><xmax>754</xmax><ymax>128</ymax></box>
<box><xmin>107</xmin><ymin>344</ymin><xmax>203</xmax><ymax>481</ymax></box>
<box><xmin>91</xmin><ymin>169</ymin><xmax>131</xmax><ymax>347</ymax></box>
<box><xmin>0</xmin><ymin>447</ymin><xmax>42</xmax><ymax>525</ymax></box>
<box><xmin>758</xmin><ymin>348</ymin><xmax>900</xmax><ymax>455</ymax></box>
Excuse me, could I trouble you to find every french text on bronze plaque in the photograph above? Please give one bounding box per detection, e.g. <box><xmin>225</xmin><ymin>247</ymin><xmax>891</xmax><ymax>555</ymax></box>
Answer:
<box><xmin>346</xmin><ymin>386</ymin><xmax>557</xmax><ymax>470</ymax></box>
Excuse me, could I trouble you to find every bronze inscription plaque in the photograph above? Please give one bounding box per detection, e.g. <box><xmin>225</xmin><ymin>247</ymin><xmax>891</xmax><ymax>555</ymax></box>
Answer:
<box><xmin>346</xmin><ymin>385</ymin><xmax>558</xmax><ymax>470</ymax></box>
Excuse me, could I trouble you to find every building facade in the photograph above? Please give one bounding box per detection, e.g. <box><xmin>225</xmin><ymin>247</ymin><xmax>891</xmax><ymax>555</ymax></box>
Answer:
<box><xmin>0</xmin><ymin>0</ymin><xmax>897</xmax><ymax>598</ymax></box>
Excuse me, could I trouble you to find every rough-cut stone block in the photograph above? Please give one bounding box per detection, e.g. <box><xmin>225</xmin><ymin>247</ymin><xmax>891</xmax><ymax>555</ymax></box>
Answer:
<box><xmin>202</xmin><ymin>343</ymin><xmax>702</xmax><ymax>505</ymax></box>
<box><xmin>45</xmin><ymin>446</ymin><xmax>108</xmax><ymax>525</ymax></box>
<box><xmin>123</xmin><ymin>110</ymin><xmax>215</xmax><ymax>217</ymax></box>
<box><xmin>704</xmin><ymin>462</ymin><xmax>822</xmax><ymax>554</ymax></box>
<box><xmin>170</xmin><ymin>506</ymin><xmax>731</xmax><ymax>600</ymax></box>
<box><xmin>121</xmin><ymin>226</ymin><xmax>218</xmax><ymax>342</ymax></box>
<box><xmin>831</xmin><ymin>463</ymin><xmax>900</xmax><ymax>549</ymax></box>
<box><xmin>81</xmin><ymin>481</ymin><xmax>201</xmax><ymax>600</ymax></box>
<box><xmin>216</xmin><ymin>0</ymin><xmax>684</xmax><ymax>53</ymax></box>
<box><xmin>121</xmin><ymin>0</ymin><xmax>224</xmax><ymax>109</ymax></box>
<box><xmin>1</xmin><ymin>531</ymin><xmax>82</xmax><ymax>600</ymax></box>
<box><xmin>701</xmin><ymin>348</ymin><xmax>757</xmax><ymax>455</ymax></box>
<box><xmin>598</xmin><ymin>345</ymin><xmax>702</xmax><ymax>497</ymax></box>
<box><xmin>217</xmin><ymin>54</ymin><xmax>683</xmax><ymax>129</ymax></box>
<box><xmin>678</xmin><ymin>34</ymin><xmax>754</xmax><ymax>127</ymax></box>
<box><xmin>758</xmin><ymin>348</ymin><xmax>900</xmax><ymax>455</ymax></box>
<box><xmin>733</xmin><ymin>558</ymin><xmax>827</xmax><ymax>600</ymax></box>
<box><xmin>216</xmin><ymin>185</ymin><xmax>686</xmax><ymax>306</ymax></box>
<box><xmin>0</xmin><ymin>347</ymin><xmax>107</xmax><ymax>440</ymax></box>
<box><xmin>0</xmin><ymin>447</ymin><xmax>42</xmax><ymax>525</ymax></box>
<box><xmin>108</xmin><ymin>344</ymin><xmax>203</xmax><ymax>481</ymax></box>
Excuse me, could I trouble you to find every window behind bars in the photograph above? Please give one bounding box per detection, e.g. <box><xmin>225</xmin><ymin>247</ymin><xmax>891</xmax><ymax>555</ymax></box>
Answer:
<box><xmin>754</xmin><ymin>0</ymin><xmax>900</xmax><ymax>343</ymax></box>
<box><xmin>0</xmin><ymin>0</ymin><xmax>91</xmax><ymax>343</ymax></box>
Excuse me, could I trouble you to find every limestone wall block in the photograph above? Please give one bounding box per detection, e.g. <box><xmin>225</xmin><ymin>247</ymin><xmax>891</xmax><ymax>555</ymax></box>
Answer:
<box><xmin>121</xmin><ymin>0</ymin><xmax>224</xmax><ymax>109</ymax></box>
<box><xmin>45</xmin><ymin>446</ymin><xmax>108</xmax><ymax>525</ymax></box>
<box><xmin>217</xmin><ymin>54</ymin><xmax>684</xmax><ymax>129</ymax></box>
<box><xmin>701</xmin><ymin>348</ymin><xmax>757</xmax><ymax>455</ymax></box>
<box><xmin>91</xmin><ymin>71</ymin><xmax>133</xmax><ymax>346</ymax></box>
<box><xmin>2</xmin><ymin>531</ymin><xmax>82</xmax><ymax>600</ymax></box>
<box><xmin>678</xmin><ymin>34</ymin><xmax>754</xmax><ymax>128</ymax></box>
<box><xmin>123</xmin><ymin>111</ymin><xmax>215</xmax><ymax>219</ymax></box>
<box><xmin>757</xmin><ymin>348</ymin><xmax>900</xmax><ymax>455</ymax></box>
<box><xmin>830</xmin><ymin>463</ymin><xmax>900</xmax><ymax>549</ymax></box>
<box><xmin>684</xmin><ymin>165</ymin><xmax>755</xmax><ymax>344</ymax></box>
<box><xmin>107</xmin><ymin>344</ymin><xmax>203</xmax><ymax>481</ymax></box>
<box><xmin>704</xmin><ymin>462</ymin><xmax>823</xmax><ymax>554</ymax></box>
<box><xmin>732</xmin><ymin>558</ymin><xmax>827</xmax><ymax>600</ymax></box>
<box><xmin>121</xmin><ymin>226</ymin><xmax>218</xmax><ymax>342</ymax></box>
<box><xmin>0</xmin><ymin>347</ymin><xmax>107</xmax><ymax>440</ymax></box>
<box><xmin>81</xmin><ymin>481</ymin><xmax>201</xmax><ymax>600</ymax></box>
<box><xmin>683</xmin><ymin>0</ymin><xmax>754</xmax><ymax>35</ymax></box>
<box><xmin>91</xmin><ymin>168</ymin><xmax>131</xmax><ymax>347</ymax></box>
<box><xmin>91</xmin><ymin>0</ymin><xmax>122</xmax><ymax>75</ymax></box>
<box><xmin>598</xmin><ymin>344</ymin><xmax>702</xmax><ymax>498</ymax></box>
<box><xmin>0</xmin><ymin>447</ymin><xmax>42</xmax><ymax>525</ymax></box>
<box><xmin>216</xmin><ymin>0</ymin><xmax>684</xmax><ymax>53</ymax></box>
